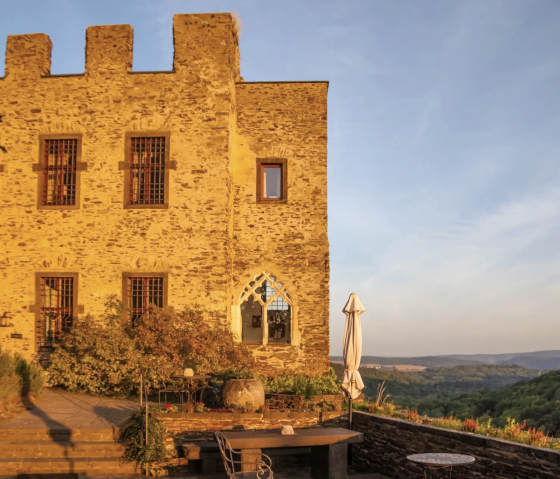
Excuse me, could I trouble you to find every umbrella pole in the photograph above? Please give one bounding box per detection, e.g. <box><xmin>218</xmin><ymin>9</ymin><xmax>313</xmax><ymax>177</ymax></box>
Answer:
<box><xmin>348</xmin><ymin>396</ymin><xmax>353</xmax><ymax>466</ymax></box>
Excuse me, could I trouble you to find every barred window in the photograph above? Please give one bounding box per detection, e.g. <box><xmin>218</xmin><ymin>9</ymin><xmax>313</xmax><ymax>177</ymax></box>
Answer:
<box><xmin>42</xmin><ymin>139</ymin><xmax>78</xmax><ymax>205</ymax></box>
<box><xmin>127</xmin><ymin>277</ymin><xmax>164</xmax><ymax>323</ymax></box>
<box><xmin>129</xmin><ymin>137</ymin><xmax>166</xmax><ymax>205</ymax></box>
<box><xmin>38</xmin><ymin>277</ymin><xmax>74</xmax><ymax>348</ymax></box>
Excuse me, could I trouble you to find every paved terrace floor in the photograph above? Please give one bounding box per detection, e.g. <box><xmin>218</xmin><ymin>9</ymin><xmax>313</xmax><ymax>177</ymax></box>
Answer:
<box><xmin>0</xmin><ymin>389</ymin><xmax>387</xmax><ymax>478</ymax></box>
<box><xmin>0</xmin><ymin>387</ymin><xmax>139</xmax><ymax>430</ymax></box>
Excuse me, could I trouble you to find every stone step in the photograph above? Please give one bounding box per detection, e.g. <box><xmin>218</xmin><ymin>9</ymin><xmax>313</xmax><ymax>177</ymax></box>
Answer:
<box><xmin>0</xmin><ymin>429</ymin><xmax>118</xmax><ymax>443</ymax></box>
<box><xmin>0</xmin><ymin>457</ymin><xmax>136</xmax><ymax>476</ymax></box>
<box><xmin>0</xmin><ymin>441</ymin><xmax>123</xmax><ymax>459</ymax></box>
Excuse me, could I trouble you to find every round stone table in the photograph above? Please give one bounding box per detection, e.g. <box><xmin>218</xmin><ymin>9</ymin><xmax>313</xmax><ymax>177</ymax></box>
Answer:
<box><xmin>407</xmin><ymin>453</ymin><xmax>476</xmax><ymax>479</ymax></box>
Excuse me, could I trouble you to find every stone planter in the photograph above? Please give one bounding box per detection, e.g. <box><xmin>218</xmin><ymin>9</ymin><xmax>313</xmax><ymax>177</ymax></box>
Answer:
<box><xmin>309</xmin><ymin>394</ymin><xmax>344</xmax><ymax>407</ymax></box>
<box><xmin>222</xmin><ymin>379</ymin><xmax>265</xmax><ymax>409</ymax></box>
<box><xmin>265</xmin><ymin>393</ymin><xmax>305</xmax><ymax>409</ymax></box>
<box><xmin>265</xmin><ymin>393</ymin><xmax>343</xmax><ymax>410</ymax></box>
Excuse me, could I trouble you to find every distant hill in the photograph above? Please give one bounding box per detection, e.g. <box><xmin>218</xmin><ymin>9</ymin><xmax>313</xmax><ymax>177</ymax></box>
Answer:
<box><xmin>331</xmin><ymin>350</ymin><xmax>560</xmax><ymax>370</ymax></box>
<box><xmin>331</xmin><ymin>363</ymin><xmax>541</xmax><ymax>407</ymax></box>
<box><xmin>422</xmin><ymin>368</ymin><xmax>560</xmax><ymax>436</ymax></box>
<box><xmin>331</xmin><ymin>355</ymin><xmax>487</xmax><ymax>368</ymax></box>
<box><xmin>445</xmin><ymin>351</ymin><xmax>560</xmax><ymax>370</ymax></box>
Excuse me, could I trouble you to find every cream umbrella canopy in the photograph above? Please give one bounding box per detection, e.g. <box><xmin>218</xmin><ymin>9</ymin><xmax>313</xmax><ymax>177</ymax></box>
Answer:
<box><xmin>342</xmin><ymin>293</ymin><xmax>365</xmax><ymax>428</ymax></box>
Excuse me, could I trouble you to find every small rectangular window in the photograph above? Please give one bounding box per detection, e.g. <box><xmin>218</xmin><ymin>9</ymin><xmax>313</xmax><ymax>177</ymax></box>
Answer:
<box><xmin>42</xmin><ymin>139</ymin><xmax>78</xmax><ymax>206</ymax></box>
<box><xmin>123</xmin><ymin>274</ymin><xmax>167</xmax><ymax>323</ymax></box>
<box><xmin>129</xmin><ymin>137</ymin><xmax>166</xmax><ymax>205</ymax></box>
<box><xmin>38</xmin><ymin>276</ymin><xmax>74</xmax><ymax>348</ymax></box>
<box><xmin>262</xmin><ymin>165</ymin><xmax>282</xmax><ymax>199</ymax></box>
<box><xmin>256</xmin><ymin>158</ymin><xmax>288</xmax><ymax>204</ymax></box>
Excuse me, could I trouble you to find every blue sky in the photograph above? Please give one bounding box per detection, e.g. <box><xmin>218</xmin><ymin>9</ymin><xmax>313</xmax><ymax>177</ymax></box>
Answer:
<box><xmin>2</xmin><ymin>0</ymin><xmax>559</xmax><ymax>356</ymax></box>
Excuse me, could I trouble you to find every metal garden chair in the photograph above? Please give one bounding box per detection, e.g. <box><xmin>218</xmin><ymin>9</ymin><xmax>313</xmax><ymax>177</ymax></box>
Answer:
<box><xmin>215</xmin><ymin>431</ymin><xmax>273</xmax><ymax>479</ymax></box>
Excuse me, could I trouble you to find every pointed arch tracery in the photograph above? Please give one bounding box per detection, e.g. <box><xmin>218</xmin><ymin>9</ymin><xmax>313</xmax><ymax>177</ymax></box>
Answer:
<box><xmin>239</xmin><ymin>271</ymin><xmax>293</xmax><ymax>344</ymax></box>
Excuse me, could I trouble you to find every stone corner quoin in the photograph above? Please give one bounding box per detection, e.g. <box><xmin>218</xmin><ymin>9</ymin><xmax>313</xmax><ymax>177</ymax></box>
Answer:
<box><xmin>0</xmin><ymin>12</ymin><xmax>330</xmax><ymax>377</ymax></box>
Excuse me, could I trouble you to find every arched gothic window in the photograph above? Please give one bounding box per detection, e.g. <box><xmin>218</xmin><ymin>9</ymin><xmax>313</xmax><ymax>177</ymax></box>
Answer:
<box><xmin>239</xmin><ymin>271</ymin><xmax>293</xmax><ymax>344</ymax></box>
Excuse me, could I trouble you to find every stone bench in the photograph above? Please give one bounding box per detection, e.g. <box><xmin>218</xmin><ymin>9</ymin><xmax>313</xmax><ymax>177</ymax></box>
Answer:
<box><xmin>182</xmin><ymin>442</ymin><xmax>312</xmax><ymax>475</ymax></box>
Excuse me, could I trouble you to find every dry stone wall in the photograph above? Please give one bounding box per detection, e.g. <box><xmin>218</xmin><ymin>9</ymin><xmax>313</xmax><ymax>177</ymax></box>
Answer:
<box><xmin>352</xmin><ymin>411</ymin><xmax>560</xmax><ymax>479</ymax></box>
<box><xmin>153</xmin><ymin>411</ymin><xmax>348</xmax><ymax>445</ymax></box>
<box><xmin>0</xmin><ymin>13</ymin><xmax>329</xmax><ymax>376</ymax></box>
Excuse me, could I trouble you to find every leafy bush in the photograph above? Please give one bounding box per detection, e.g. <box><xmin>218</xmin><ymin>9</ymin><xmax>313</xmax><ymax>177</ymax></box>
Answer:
<box><xmin>118</xmin><ymin>407</ymin><xmax>169</xmax><ymax>471</ymax></box>
<box><xmin>135</xmin><ymin>305</ymin><xmax>255</xmax><ymax>376</ymax></box>
<box><xmin>463</xmin><ymin>418</ymin><xmax>477</xmax><ymax>432</ymax></box>
<box><xmin>48</xmin><ymin>296</ymin><xmax>256</xmax><ymax>397</ymax></box>
<box><xmin>216</xmin><ymin>368</ymin><xmax>256</xmax><ymax>380</ymax></box>
<box><xmin>263</xmin><ymin>368</ymin><xmax>340</xmax><ymax>397</ymax></box>
<box><xmin>48</xmin><ymin>302</ymin><xmax>148</xmax><ymax>396</ymax></box>
<box><xmin>0</xmin><ymin>348</ymin><xmax>45</xmax><ymax>409</ymax></box>
<box><xmin>0</xmin><ymin>374</ymin><xmax>21</xmax><ymax>404</ymax></box>
<box><xmin>16</xmin><ymin>356</ymin><xmax>45</xmax><ymax>396</ymax></box>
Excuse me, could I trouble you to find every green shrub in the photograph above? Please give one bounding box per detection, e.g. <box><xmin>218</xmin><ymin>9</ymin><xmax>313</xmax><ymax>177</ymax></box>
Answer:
<box><xmin>15</xmin><ymin>356</ymin><xmax>45</xmax><ymax>396</ymax></box>
<box><xmin>48</xmin><ymin>296</ymin><xmax>256</xmax><ymax>397</ymax></box>
<box><xmin>0</xmin><ymin>348</ymin><xmax>45</xmax><ymax>402</ymax></box>
<box><xmin>0</xmin><ymin>373</ymin><xmax>22</xmax><ymax>403</ymax></box>
<box><xmin>118</xmin><ymin>407</ymin><xmax>169</xmax><ymax>471</ymax></box>
<box><xmin>264</xmin><ymin>368</ymin><xmax>341</xmax><ymax>398</ymax></box>
<box><xmin>0</xmin><ymin>348</ymin><xmax>17</xmax><ymax>377</ymax></box>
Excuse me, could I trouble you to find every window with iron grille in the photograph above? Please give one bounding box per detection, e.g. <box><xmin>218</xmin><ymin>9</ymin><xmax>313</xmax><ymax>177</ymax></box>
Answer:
<box><xmin>129</xmin><ymin>137</ymin><xmax>166</xmax><ymax>205</ymax></box>
<box><xmin>126</xmin><ymin>276</ymin><xmax>165</xmax><ymax>323</ymax></box>
<box><xmin>42</xmin><ymin>139</ymin><xmax>78</xmax><ymax>205</ymax></box>
<box><xmin>37</xmin><ymin>276</ymin><xmax>74</xmax><ymax>348</ymax></box>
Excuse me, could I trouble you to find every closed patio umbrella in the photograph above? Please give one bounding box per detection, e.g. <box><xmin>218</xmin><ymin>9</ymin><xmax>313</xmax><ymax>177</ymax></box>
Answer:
<box><xmin>342</xmin><ymin>292</ymin><xmax>365</xmax><ymax>429</ymax></box>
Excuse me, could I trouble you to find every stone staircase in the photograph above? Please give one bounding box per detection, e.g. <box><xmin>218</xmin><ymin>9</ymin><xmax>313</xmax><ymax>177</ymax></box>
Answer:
<box><xmin>0</xmin><ymin>428</ymin><xmax>136</xmax><ymax>476</ymax></box>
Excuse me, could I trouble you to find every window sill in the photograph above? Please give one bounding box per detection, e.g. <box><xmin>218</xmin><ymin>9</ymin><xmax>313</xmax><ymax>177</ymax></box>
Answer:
<box><xmin>256</xmin><ymin>199</ymin><xmax>288</xmax><ymax>205</ymax></box>
<box><xmin>124</xmin><ymin>203</ymin><xmax>169</xmax><ymax>210</ymax></box>
<box><xmin>37</xmin><ymin>204</ymin><xmax>81</xmax><ymax>210</ymax></box>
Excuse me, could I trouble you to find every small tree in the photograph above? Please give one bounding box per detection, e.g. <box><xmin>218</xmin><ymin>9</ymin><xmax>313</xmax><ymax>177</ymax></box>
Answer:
<box><xmin>135</xmin><ymin>305</ymin><xmax>255</xmax><ymax>376</ymax></box>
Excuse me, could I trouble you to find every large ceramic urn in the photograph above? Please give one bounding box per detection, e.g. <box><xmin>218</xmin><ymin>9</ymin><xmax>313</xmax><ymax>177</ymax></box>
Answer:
<box><xmin>222</xmin><ymin>379</ymin><xmax>265</xmax><ymax>409</ymax></box>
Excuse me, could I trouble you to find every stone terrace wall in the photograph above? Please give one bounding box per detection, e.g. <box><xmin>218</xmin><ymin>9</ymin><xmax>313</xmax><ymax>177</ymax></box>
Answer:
<box><xmin>153</xmin><ymin>411</ymin><xmax>348</xmax><ymax>444</ymax></box>
<box><xmin>353</xmin><ymin>411</ymin><xmax>560</xmax><ymax>479</ymax></box>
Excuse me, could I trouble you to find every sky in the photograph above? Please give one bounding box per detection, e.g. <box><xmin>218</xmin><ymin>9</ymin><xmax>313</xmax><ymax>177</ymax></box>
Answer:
<box><xmin>1</xmin><ymin>0</ymin><xmax>559</xmax><ymax>357</ymax></box>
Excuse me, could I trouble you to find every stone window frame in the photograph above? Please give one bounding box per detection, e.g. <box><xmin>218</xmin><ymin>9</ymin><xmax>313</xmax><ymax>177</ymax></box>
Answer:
<box><xmin>34</xmin><ymin>134</ymin><xmax>87</xmax><ymax>210</ymax></box>
<box><xmin>119</xmin><ymin>131</ymin><xmax>175</xmax><ymax>210</ymax></box>
<box><xmin>237</xmin><ymin>270</ymin><xmax>297</xmax><ymax>346</ymax></box>
<box><xmin>256</xmin><ymin>158</ymin><xmax>288</xmax><ymax>204</ymax></box>
<box><xmin>30</xmin><ymin>272</ymin><xmax>84</xmax><ymax>351</ymax></box>
<box><xmin>121</xmin><ymin>272</ymin><xmax>169</xmax><ymax>322</ymax></box>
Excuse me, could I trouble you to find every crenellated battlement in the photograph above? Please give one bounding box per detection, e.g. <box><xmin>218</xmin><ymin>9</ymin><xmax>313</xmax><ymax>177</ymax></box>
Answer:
<box><xmin>3</xmin><ymin>13</ymin><xmax>240</xmax><ymax>80</ymax></box>
<box><xmin>5</xmin><ymin>33</ymin><xmax>52</xmax><ymax>79</ymax></box>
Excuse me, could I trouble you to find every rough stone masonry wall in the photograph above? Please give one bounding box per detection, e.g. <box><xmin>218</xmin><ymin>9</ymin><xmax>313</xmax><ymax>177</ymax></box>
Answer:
<box><xmin>153</xmin><ymin>411</ymin><xmax>348</xmax><ymax>445</ymax></box>
<box><xmin>0</xmin><ymin>13</ymin><xmax>330</xmax><ymax>377</ymax></box>
<box><xmin>0</xmin><ymin>14</ymin><xmax>238</xmax><ymax>356</ymax></box>
<box><xmin>233</xmin><ymin>83</ymin><xmax>329</xmax><ymax>376</ymax></box>
<box><xmin>352</xmin><ymin>411</ymin><xmax>560</xmax><ymax>479</ymax></box>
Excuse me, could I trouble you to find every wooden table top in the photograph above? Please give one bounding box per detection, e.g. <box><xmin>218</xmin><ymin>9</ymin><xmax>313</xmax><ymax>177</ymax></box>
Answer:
<box><xmin>222</xmin><ymin>428</ymin><xmax>363</xmax><ymax>449</ymax></box>
<box><xmin>407</xmin><ymin>453</ymin><xmax>476</xmax><ymax>467</ymax></box>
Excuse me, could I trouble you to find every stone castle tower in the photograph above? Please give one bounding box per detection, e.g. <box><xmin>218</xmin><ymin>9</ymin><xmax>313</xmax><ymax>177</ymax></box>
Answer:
<box><xmin>0</xmin><ymin>13</ymin><xmax>329</xmax><ymax>376</ymax></box>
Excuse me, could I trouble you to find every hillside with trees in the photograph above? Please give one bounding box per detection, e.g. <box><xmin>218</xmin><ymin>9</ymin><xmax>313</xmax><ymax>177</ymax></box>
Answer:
<box><xmin>331</xmin><ymin>362</ymin><xmax>540</xmax><ymax>410</ymax></box>
<box><xmin>419</xmin><ymin>369</ymin><xmax>560</xmax><ymax>436</ymax></box>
